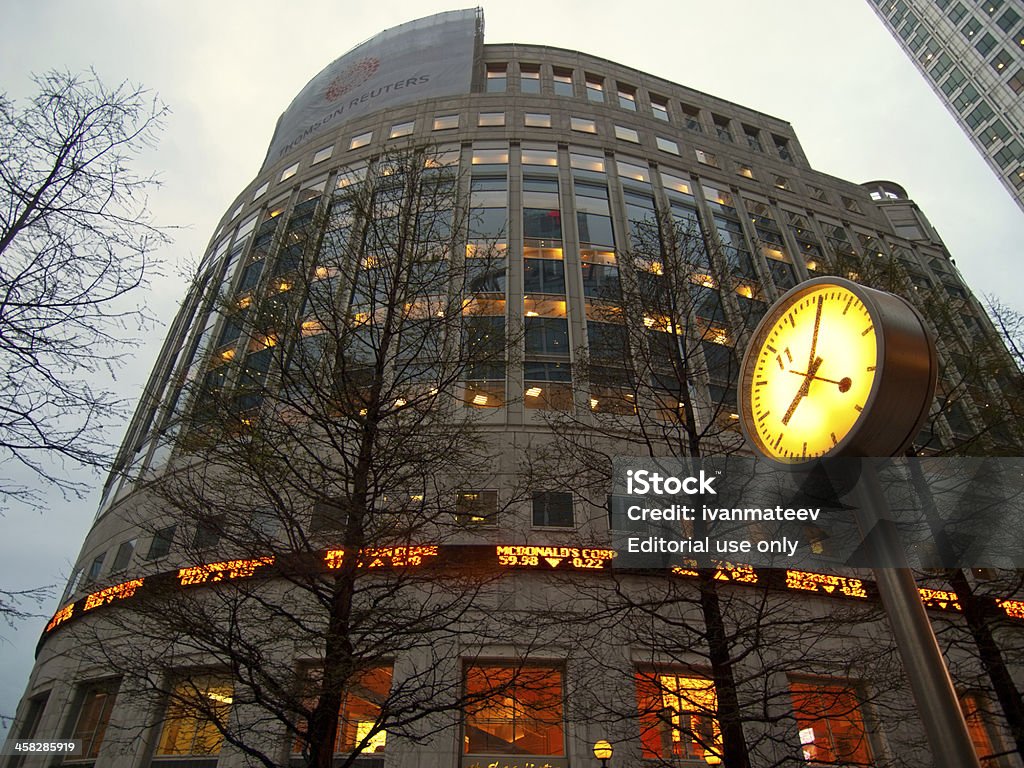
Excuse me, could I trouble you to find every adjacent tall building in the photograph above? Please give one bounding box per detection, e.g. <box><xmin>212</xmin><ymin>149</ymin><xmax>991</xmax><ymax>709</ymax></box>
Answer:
<box><xmin>867</xmin><ymin>0</ymin><xmax>1024</xmax><ymax>212</ymax></box>
<box><xmin>7</xmin><ymin>10</ymin><xmax>1024</xmax><ymax>768</ymax></box>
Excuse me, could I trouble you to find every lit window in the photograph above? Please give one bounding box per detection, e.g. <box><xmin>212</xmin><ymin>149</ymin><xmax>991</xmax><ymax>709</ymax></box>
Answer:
<box><xmin>478</xmin><ymin>112</ymin><xmax>505</xmax><ymax>127</ymax></box>
<box><xmin>656</xmin><ymin>136</ymin><xmax>679</xmax><ymax>155</ymax></box>
<box><xmin>615</xmin><ymin>125</ymin><xmax>640</xmax><ymax>143</ymax></box>
<box><xmin>991</xmin><ymin>50</ymin><xmax>1013</xmax><ymax>74</ymax></box>
<box><xmin>522</xmin><ymin>145</ymin><xmax>558</xmax><ymax>166</ymax></box>
<box><xmin>280</xmin><ymin>162</ymin><xmax>299</xmax><ymax>181</ymax></box>
<box><xmin>617</xmin><ymin>158</ymin><xmax>650</xmax><ymax>183</ymax></box>
<box><xmin>571</xmin><ymin>116</ymin><xmax>597</xmax><ymax>133</ymax></box>
<box><xmin>455</xmin><ymin>490</ymin><xmax>498</xmax><ymax>524</ymax></box>
<box><xmin>253</xmin><ymin>181</ymin><xmax>269</xmax><ymax>201</ymax></box>
<box><xmin>71</xmin><ymin>680</ymin><xmax>119</xmax><ymax>760</ymax></box>
<box><xmin>790</xmin><ymin>680</ymin><xmax>872</xmax><ymax>765</ymax></box>
<box><xmin>472</xmin><ymin>147</ymin><xmax>510</xmax><ymax>165</ymax></box>
<box><xmin>311</xmin><ymin>145</ymin><xmax>334</xmax><ymax>164</ymax></box>
<box><xmin>636</xmin><ymin>670</ymin><xmax>721</xmax><ymax>763</ymax></box>
<box><xmin>775</xmin><ymin>175</ymin><xmax>790</xmax><ymax>190</ymax></box>
<box><xmin>388</xmin><ymin>121</ymin><xmax>414</xmax><ymax>139</ymax></box>
<box><xmin>737</xmin><ymin>164</ymin><xmax>755</xmax><ymax>179</ymax></box>
<box><xmin>464</xmin><ymin>665</ymin><xmax>564</xmax><ymax>758</ymax></box>
<box><xmin>695</xmin><ymin>149</ymin><xmax>719</xmax><ymax>168</ymax></box>
<box><xmin>585</xmin><ymin>74</ymin><xmax>604</xmax><ymax>102</ymax></box>
<box><xmin>571</xmin><ymin>151</ymin><xmax>605</xmax><ymax>172</ymax></box>
<box><xmin>155</xmin><ymin>676</ymin><xmax>233</xmax><ymax>757</ymax></box>
<box><xmin>661</xmin><ymin>171</ymin><xmax>692</xmax><ymax>195</ymax></box>
<box><xmin>553</xmin><ymin>68</ymin><xmax>574</xmax><ymax>96</ymax></box>
<box><xmin>292</xmin><ymin>666</ymin><xmax>392</xmax><ymax>755</ymax></box>
<box><xmin>520</xmin><ymin>64</ymin><xmax>541</xmax><ymax>93</ymax></box>
<box><xmin>960</xmin><ymin>692</ymin><xmax>998</xmax><ymax>762</ymax></box>
<box><xmin>348</xmin><ymin>131</ymin><xmax>372</xmax><ymax>150</ymax></box>
<box><xmin>525</xmin><ymin>113</ymin><xmax>552</xmax><ymax>128</ymax></box>
<box><xmin>433</xmin><ymin>114</ymin><xmax>459</xmax><ymax>131</ymax></box>
<box><xmin>486</xmin><ymin>63</ymin><xmax>507</xmax><ymax>92</ymax></box>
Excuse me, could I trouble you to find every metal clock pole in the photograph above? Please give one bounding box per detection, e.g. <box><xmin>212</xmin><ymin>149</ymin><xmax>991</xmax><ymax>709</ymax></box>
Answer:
<box><xmin>851</xmin><ymin>463</ymin><xmax>981</xmax><ymax>768</ymax></box>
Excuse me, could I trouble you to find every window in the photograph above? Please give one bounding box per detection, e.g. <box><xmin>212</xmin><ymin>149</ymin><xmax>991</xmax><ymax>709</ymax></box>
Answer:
<box><xmin>478</xmin><ymin>112</ymin><xmax>505</xmax><ymax>127</ymax></box>
<box><xmin>193</xmin><ymin>515</ymin><xmax>224</xmax><ymax>549</ymax></box>
<box><xmin>86</xmin><ymin>552</ymin><xmax>105</xmax><ymax>583</ymax></box>
<box><xmin>695</xmin><ymin>148</ymin><xmax>719</xmax><ymax>167</ymax></box>
<box><xmin>520</xmin><ymin>64</ymin><xmax>541</xmax><ymax>93</ymax></box>
<box><xmin>525</xmin><ymin>318</ymin><xmax>569</xmax><ymax>355</ymax></box>
<box><xmin>651</xmin><ymin>95</ymin><xmax>670</xmax><ymax>120</ymax></box>
<box><xmin>713</xmin><ymin>114</ymin><xmax>732</xmax><ymax>142</ymax></box>
<box><xmin>525</xmin><ymin>112</ymin><xmax>552</xmax><ymax>128</ymax></box>
<box><xmin>960</xmin><ymin>692</ymin><xmax>998</xmax><ymax>763</ymax></box>
<box><xmin>790</xmin><ymin>680</ymin><xmax>872</xmax><ymax>764</ymax></box>
<box><xmin>681</xmin><ymin>103</ymin><xmax>702</xmax><ymax>132</ymax></box>
<box><xmin>522</xmin><ymin>145</ymin><xmax>558</xmax><ymax>166</ymax></box>
<box><xmin>982</xmin><ymin>0</ymin><xmax>1004</xmax><ymax>15</ymax></box>
<box><xmin>348</xmin><ymin>131</ymin><xmax>372</xmax><ymax>150</ymax></box>
<box><xmin>570</xmin><ymin>151</ymin><xmax>605</xmax><ymax>172</ymax></box>
<box><xmin>110</xmin><ymin>539</ymin><xmax>136</xmax><ymax>572</ymax></box>
<box><xmin>948</xmin><ymin>2</ymin><xmax>967</xmax><ymax>23</ymax></box>
<box><xmin>531</xmin><ymin>491</ymin><xmax>573</xmax><ymax>527</ymax></box>
<box><xmin>618</xmin><ymin>84</ymin><xmax>637</xmax><ymax>110</ymax></box>
<box><xmin>553</xmin><ymin>68</ymin><xmax>573</xmax><ymax>96</ymax></box>
<box><xmin>994</xmin><ymin>140</ymin><xmax>1023</xmax><ymax>168</ymax></box>
<box><xmin>656</xmin><ymin>136</ymin><xmax>680</xmax><ymax>155</ymax></box>
<box><xmin>252</xmin><ymin>181</ymin><xmax>269</xmax><ymax>201</ymax></box>
<box><xmin>524</xmin><ymin>361</ymin><xmax>572</xmax><ymax>410</ymax></box>
<box><xmin>961</xmin><ymin>17</ymin><xmax>982</xmax><ymax>39</ymax></box>
<box><xmin>744</xmin><ymin>125</ymin><xmax>763</xmax><ymax>151</ymax></box>
<box><xmin>975</xmin><ymin>32</ymin><xmax>997</xmax><ymax>55</ymax></box>
<box><xmin>280</xmin><ymin>162</ymin><xmax>299</xmax><ymax>181</ymax></box>
<box><xmin>155</xmin><ymin>676</ymin><xmax>233</xmax><ymax>757</ymax></box>
<box><xmin>311</xmin><ymin>145</ymin><xmax>334</xmax><ymax>164</ymax></box>
<box><xmin>10</xmin><ymin>694</ymin><xmax>48</xmax><ymax>767</ymax></box>
<box><xmin>388</xmin><ymin>120</ymin><xmax>414</xmax><ymax>139</ymax></box>
<box><xmin>774</xmin><ymin>134</ymin><xmax>793</xmax><ymax>161</ymax></box>
<box><xmin>147</xmin><ymin>525</ymin><xmax>176</xmax><ymax>560</ymax></box>
<box><xmin>991</xmin><ymin>49</ymin><xmax>1013</xmax><ymax>74</ymax></box>
<box><xmin>615</xmin><ymin>125</ymin><xmax>640</xmax><ymax>143</ymax></box>
<box><xmin>737</xmin><ymin>164</ymin><xmax>754</xmax><ymax>179</ymax></box>
<box><xmin>464</xmin><ymin>665</ymin><xmax>564</xmax><ymax>757</ymax></box>
<box><xmin>617</xmin><ymin>158</ymin><xmax>651</xmax><ymax>184</ymax></box>
<box><xmin>571</xmin><ymin>116</ymin><xmax>597</xmax><ymax>133</ymax></box>
<box><xmin>433</xmin><ymin>114</ymin><xmax>459</xmax><ymax>131</ymax></box>
<box><xmin>311</xmin><ymin>499</ymin><xmax>347</xmax><ymax>531</ymax></box>
<box><xmin>455</xmin><ymin>490</ymin><xmax>498</xmax><ymax>524</ymax></box>
<box><xmin>637</xmin><ymin>670</ymin><xmax>720</xmax><ymax>762</ymax></box>
<box><xmin>70</xmin><ymin>680</ymin><xmax>119</xmax><ymax>760</ymax></box>
<box><xmin>966</xmin><ymin>101</ymin><xmax>995</xmax><ymax>130</ymax></box>
<box><xmin>585</xmin><ymin>74</ymin><xmax>604</xmax><ymax>102</ymax></box>
<box><xmin>775</xmin><ymin>175</ymin><xmax>790</xmax><ymax>190</ymax></box>
<box><xmin>997</xmin><ymin>7</ymin><xmax>1020</xmax><ymax>32</ymax></box>
<box><xmin>486</xmin><ymin>63</ymin><xmax>507</xmax><ymax>92</ymax></box>
<box><xmin>292</xmin><ymin>666</ymin><xmax>392</xmax><ymax>755</ymax></box>
<box><xmin>1010</xmin><ymin>69</ymin><xmax>1024</xmax><ymax>94</ymax></box>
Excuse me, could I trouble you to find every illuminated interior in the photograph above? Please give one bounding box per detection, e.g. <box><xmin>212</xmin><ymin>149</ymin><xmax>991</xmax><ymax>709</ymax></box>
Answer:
<box><xmin>156</xmin><ymin>677</ymin><xmax>233</xmax><ymax>757</ymax></box>
<box><xmin>464</xmin><ymin>665</ymin><xmax>564</xmax><ymax>757</ymax></box>
<box><xmin>789</xmin><ymin>680</ymin><xmax>871</xmax><ymax>765</ymax></box>
<box><xmin>636</xmin><ymin>671</ymin><xmax>721</xmax><ymax>762</ymax></box>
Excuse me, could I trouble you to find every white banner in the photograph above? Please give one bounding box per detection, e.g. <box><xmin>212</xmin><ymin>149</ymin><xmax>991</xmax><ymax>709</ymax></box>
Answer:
<box><xmin>262</xmin><ymin>9</ymin><xmax>479</xmax><ymax>169</ymax></box>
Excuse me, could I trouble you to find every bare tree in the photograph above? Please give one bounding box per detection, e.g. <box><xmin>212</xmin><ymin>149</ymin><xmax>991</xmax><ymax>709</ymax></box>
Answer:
<box><xmin>72</xmin><ymin>146</ymin><xmax>544</xmax><ymax>768</ymax></box>
<box><xmin>0</xmin><ymin>69</ymin><xmax>168</xmax><ymax>508</ymax></box>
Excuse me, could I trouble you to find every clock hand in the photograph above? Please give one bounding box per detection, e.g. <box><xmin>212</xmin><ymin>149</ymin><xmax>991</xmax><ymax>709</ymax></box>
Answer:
<box><xmin>807</xmin><ymin>294</ymin><xmax>823</xmax><ymax>370</ymax></box>
<box><xmin>781</xmin><ymin>356</ymin><xmax>823</xmax><ymax>425</ymax></box>
<box><xmin>788</xmin><ymin>370</ymin><xmax>852</xmax><ymax>393</ymax></box>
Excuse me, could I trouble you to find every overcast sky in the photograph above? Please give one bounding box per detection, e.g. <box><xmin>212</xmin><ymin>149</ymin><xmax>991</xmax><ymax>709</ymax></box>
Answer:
<box><xmin>2</xmin><ymin>0</ymin><xmax>1021</xmax><ymax>734</ymax></box>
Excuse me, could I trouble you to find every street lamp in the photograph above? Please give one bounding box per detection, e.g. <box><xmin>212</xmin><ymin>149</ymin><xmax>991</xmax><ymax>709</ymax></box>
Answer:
<box><xmin>593</xmin><ymin>739</ymin><xmax>613</xmax><ymax>767</ymax></box>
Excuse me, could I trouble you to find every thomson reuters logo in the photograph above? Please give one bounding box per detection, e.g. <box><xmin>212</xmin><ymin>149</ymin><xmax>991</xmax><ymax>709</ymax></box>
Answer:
<box><xmin>324</xmin><ymin>58</ymin><xmax>381</xmax><ymax>101</ymax></box>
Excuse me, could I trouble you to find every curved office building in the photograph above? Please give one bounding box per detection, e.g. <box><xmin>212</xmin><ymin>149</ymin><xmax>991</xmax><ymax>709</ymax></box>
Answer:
<box><xmin>7</xmin><ymin>10</ymin><xmax>1024</xmax><ymax>768</ymax></box>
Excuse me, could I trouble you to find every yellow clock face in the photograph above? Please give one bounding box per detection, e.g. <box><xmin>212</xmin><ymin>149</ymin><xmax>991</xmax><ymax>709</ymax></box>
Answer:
<box><xmin>744</xmin><ymin>283</ymin><xmax>878</xmax><ymax>461</ymax></box>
